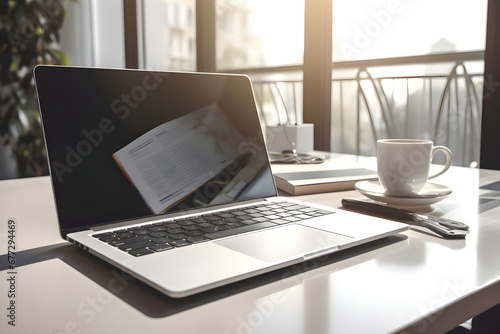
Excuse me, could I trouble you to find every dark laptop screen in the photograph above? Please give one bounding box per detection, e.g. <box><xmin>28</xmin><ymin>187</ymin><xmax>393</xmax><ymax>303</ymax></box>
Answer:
<box><xmin>34</xmin><ymin>66</ymin><xmax>276</xmax><ymax>235</ymax></box>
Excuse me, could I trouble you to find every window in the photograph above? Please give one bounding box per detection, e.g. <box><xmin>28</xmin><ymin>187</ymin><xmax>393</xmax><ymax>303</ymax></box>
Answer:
<box><xmin>138</xmin><ymin>0</ymin><xmax>488</xmax><ymax>165</ymax></box>
<box><xmin>332</xmin><ymin>0</ymin><xmax>487</xmax><ymax>61</ymax></box>
<box><xmin>331</xmin><ymin>0</ymin><xmax>488</xmax><ymax>166</ymax></box>
<box><xmin>215</xmin><ymin>0</ymin><xmax>304</xmax><ymax>70</ymax></box>
<box><xmin>142</xmin><ymin>0</ymin><xmax>196</xmax><ymax>71</ymax></box>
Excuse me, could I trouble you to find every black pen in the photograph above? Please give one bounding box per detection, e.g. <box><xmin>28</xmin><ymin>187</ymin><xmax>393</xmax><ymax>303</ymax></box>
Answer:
<box><xmin>341</xmin><ymin>198</ymin><xmax>469</xmax><ymax>239</ymax></box>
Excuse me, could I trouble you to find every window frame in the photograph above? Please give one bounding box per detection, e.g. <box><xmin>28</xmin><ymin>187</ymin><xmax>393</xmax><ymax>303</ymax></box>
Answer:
<box><xmin>480</xmin><ymin>0</ymin><xmax>500</xmax><ymax>169</ymax></box>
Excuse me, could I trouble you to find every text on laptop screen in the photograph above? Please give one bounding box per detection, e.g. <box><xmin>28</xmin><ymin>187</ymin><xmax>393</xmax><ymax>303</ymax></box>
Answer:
<box><xmin>34</xmin><ymin>67</ymin><xmax>276</xmax><ymax>234</ymax></box>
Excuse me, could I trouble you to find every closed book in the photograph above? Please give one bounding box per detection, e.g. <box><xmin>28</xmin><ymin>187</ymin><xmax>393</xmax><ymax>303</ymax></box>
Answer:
<box><xmin>274</xmin><ymin>169</ymin><xmax>378</xmax><ymax>195</ymax></box>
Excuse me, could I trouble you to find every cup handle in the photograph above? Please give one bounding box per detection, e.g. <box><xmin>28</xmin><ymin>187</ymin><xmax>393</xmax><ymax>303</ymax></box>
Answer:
<box><xmin>428</xmin><ymin>146</ymin><xmax>453</xmax><ymax>179</ymax></box>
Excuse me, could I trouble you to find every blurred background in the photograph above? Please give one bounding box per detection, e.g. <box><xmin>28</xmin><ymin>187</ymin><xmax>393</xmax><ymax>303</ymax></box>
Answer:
<box><xmin>0</xmin><ymin>0</ymin><xmax>488</xmax><ymax>179</ymax></box>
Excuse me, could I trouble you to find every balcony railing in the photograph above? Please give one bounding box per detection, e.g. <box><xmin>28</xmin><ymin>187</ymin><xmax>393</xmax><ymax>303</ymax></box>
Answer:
<box><xmin>228</xmin><ymin>51</ymin><xmax>484</xmax><ymax>167</ymax></box>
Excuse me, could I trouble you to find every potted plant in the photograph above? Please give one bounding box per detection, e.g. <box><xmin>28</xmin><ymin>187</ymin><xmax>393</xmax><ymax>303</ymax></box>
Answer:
<box><xmin>0</xmin><ymin>0</ymin><xmax>71</xmax><ymax>179</ymax></box>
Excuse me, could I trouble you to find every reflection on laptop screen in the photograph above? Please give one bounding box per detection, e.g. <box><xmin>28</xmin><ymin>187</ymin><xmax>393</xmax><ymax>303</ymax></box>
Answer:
<box><xmin>34</xmin><ymin>66</ymin><xmax>276</xmax><ymax>234</ymax></box>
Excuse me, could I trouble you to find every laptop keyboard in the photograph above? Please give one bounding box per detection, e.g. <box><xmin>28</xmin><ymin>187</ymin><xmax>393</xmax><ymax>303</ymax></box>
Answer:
<box><xmin>92</xmin><ymin>201</ymin><xmax>334</xmax><ymax>257</ymax></box>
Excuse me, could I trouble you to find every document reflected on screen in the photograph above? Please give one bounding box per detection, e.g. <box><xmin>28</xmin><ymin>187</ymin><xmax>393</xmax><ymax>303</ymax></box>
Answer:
<box><xmin>113</xmin><ymin>103</ymin><xmax>244</xmax><ymax>214</ymax></box>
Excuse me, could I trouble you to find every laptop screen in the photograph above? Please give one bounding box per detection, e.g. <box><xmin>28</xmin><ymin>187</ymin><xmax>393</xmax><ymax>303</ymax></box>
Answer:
<box><xmin>34</xmin><ymin>66</ymin><xmax>277</xmax><ymax>235</ymax></box>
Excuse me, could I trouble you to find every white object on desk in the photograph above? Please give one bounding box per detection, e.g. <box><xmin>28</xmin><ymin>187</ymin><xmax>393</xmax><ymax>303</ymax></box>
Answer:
<box><xmin>271</xmin><ymin>152</ymin><xmax>378</xmax><ymax>195</ymax></box>
<box><xmin>355</xmin><ymin>180</ymin><xmax>452</xmax><ymax>207</ymax></box>
<box><xmin>265</xmin><ymin>123</ymin><xmax>314</xmax><ymax>154</ymax></box>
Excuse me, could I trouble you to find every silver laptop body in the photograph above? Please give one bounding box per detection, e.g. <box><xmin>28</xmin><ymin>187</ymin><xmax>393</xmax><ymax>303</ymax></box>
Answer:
<box><xmin>34</xmin><ymin>65</ymin><xmax>407</xmax><ymax>298</ymax></box>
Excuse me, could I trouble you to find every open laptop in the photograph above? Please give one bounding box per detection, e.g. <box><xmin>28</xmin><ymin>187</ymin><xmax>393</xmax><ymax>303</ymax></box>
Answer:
<box><xmin>34</xmin><ymin>65</ymin><xmax>407</xmax><ymax>298</ymax></box>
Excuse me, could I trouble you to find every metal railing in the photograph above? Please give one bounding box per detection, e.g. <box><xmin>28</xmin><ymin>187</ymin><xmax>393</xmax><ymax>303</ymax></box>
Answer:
<box><xmin>232</xmin><ymin>51</ymin><xmax>484</xmax><ymax>167</ymax></box>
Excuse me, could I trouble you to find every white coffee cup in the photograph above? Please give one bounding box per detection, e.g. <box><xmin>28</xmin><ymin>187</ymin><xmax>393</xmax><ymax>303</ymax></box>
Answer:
<box><xmin>377</xmin><ymin>139</ymin><xmax>452</xmax><ymax>196</ymax></box>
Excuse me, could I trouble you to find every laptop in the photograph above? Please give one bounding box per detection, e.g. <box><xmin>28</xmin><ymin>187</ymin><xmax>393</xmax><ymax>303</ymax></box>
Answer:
<box><xmin>34</xmin><ymin>65</ymin><xmax>407</xmax><ymax>298</ymax></box>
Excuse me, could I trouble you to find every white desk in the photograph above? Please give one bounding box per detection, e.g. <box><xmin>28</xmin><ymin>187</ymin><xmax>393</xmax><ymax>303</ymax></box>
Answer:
<box><xmin>1</xmin><ymin>165</ymin><xmax>500</xmax><ymax>334</ymax></box>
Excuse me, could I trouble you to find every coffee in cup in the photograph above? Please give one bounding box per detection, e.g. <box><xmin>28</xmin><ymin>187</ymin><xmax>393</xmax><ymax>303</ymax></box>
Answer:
<box><xmin>377</xmin><ymin>139</ymin><xmax>452</xmax><ymax>196</ymax></box>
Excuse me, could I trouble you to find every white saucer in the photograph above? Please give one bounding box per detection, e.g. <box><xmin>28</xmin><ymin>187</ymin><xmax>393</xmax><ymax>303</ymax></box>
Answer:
<box><xmin>354</xmin><ymin>180</ymin><xmax>452</xmax><ymax>208</ymax></box>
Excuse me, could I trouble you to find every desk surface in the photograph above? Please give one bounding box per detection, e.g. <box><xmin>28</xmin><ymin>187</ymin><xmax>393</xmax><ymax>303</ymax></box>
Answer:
<box><xmin>1</xmin><ymin>163</ymin><xmax>500</xmax><ymax>334</ymax></box>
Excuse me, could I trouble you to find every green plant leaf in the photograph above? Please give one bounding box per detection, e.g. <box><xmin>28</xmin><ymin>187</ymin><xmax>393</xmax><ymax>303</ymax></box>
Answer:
<box><xmin>53</xmin><ymin>49</ymin><xmax>70</xmax><ymax>66</ymax></box>
<box><xmin>9</xmin><ymin>61</ymin><xmax>17</xmax><ymax>72</ymax></box>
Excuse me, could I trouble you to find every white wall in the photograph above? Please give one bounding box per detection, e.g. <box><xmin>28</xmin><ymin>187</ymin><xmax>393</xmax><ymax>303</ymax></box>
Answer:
<box><xmin>60</xmin><ymin>0</ymin><xmax>126</xmax><ymax>68</ymax></box>
<box><xmin>142</xmin><ymin>0</ymin><xmax>168</xmax><ymax>70</ymax></box>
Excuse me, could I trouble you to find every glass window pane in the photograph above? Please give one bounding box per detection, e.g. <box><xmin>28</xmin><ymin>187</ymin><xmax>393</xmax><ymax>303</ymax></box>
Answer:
<box><xmin>331</xmin><ymin>0</ymin><xmax>487</xmax><ymax>167</ymax></box>
<box><xmin>216</xmin><ymin>0</ymin><xmax>304</xmax><ymax>70</ymax></box>
<box><xmin>143</xmin><ymin>0</ymin><xmax>196</xmax><ymax>71</ymax></box>
<box><xmin>333</xmin><ymin>0</ymin><xmax>487</xmax><ymax>61</ymax></box>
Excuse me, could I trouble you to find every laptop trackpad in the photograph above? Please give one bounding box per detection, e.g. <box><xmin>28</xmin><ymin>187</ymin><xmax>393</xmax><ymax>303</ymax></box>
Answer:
<box><xmin>215</xmin><ymin>224</ymin><xmax>353</xmax><ymax>263</ymax></box>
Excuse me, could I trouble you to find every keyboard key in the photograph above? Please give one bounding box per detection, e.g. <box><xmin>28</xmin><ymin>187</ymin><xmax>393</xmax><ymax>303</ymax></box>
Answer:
<box><xmin>170</xmin><ymin>240</ymin><xmax>191</xmax><ymax>247</ymax></box>
<box><xmin>218</xmin><ymin>213</ymin><xmax>235</xmax><ymax>219</ymax></box>
<box><xmin>109</xmin><ymin>235</ymin><xmax>150</xmax><ymax>247</ymax></box>
<box><xmin>210</xmin><ymin>220</ymin><xmax>227</xmax><ymax>226</ymax></box>
<box><xmin>149</xmin><ymin>231</ymin><xmax>168</xmax><ymax>238</ymax></box>
<box><xmin>225</xmin><ymin>222</ymin><xmax>244</xmax><ymax>228</ymax></box>
<box><xmin>152</xmin><ymin>237</ymin><xmax>176</xmax><ymax>244</ymax></box>
<box><xmin>182</xmin><ymin>225</ymin><xmax>201</xmax><ymax>231</ymax></box>
<box><xmin>93</xmin><ymin>232</ymin><xmax>113</xmax><ymax>238</ymax></box>
<box><xmin>223</xmin><ymin>218</ymin><xmax>240</xmax><ymax>223</ymax></box>
<box><xmin>203</xmin><ymin>216</ymin><xmax>221</xmax><ymax>222</ymax></box>
<box><xmin>166</xmin><ymin>227</ymin><xmax>185</xmax><ymax>234</ymax></box>
<box><xmin>131</xmin><ymin>229</ymin><xmax>150</xmax><ymax>235</ymax></box>
<box><xmin>118</xmin><ymin>240</ymin><xmax>156</xmax><ymax>251</ymax></box>
<box><xmin>127</xmin><ymin>226</ymin><xmax>145</xmax><ymax>231</ymax></box>
<box><xmin>169</xmin><ymin>233</ymin><xmax>189</xmax><ymax>240</ymax></box>
<box><xmin>299</xmin><ymin>207</ymin><xmax>320</xmax><ymax>213</ymax></box>
<box><xmin>240</xmin><ymin>219</ymin><xmax>259</xmax><ymax>225</ymax></box>
<box><xmin>200</xmin><ymin>227</ymin><xmax>219</xmax><ymax>234</ymax></box>
<box><xmin>150</xmin><ymin>243</ymin><xmax>174</xmax><ymax>252</ymax></box>
<box><xmin>215</xmin><ymin>225</ymin><xmax>233</xmax><ymax>231</ymax></box>
<box><xmin>184</xmin><ymin>230</ymin><xmax>205</xmax><ymax>237</ymax></box>
<box><xmin>114</xmin><ymin>229</ymin><xmax>129</xmax><ymax>234</ymax></box>
<box><xmin>192</xmin><ymin>218</ymin><xmax>209</xmax><ymax>224</ymax></box>
<box><xmin>162</xmin><ymin>222</ymin><xmax>181</xmax><ymax>228</ymax></box>
<box><xmin>283</xmin><ymin>216</ymin><xmax>301</xmax><ymax>222</ymax></box>
<box><xmin>177</xmin><ymin>219</ymin><xmax>197</xmax><ymax>226</ymax></box>
<box><xmin>128</xmin><ymin>248</ymin><xmax>155</xmax><ymax>257</ymax></box>
<box><xmin>98</xmin><ymin>236</ymin><xmax>118</xmax><ymax>242</ymax></box>
<box><xmin>270</xmin><ymin>219</ymin><xmax>290</xmax><ymax>225</ymax></box>
<box><xmin>187</xmin><ymin>236</ymin><xmax>210</xmax><ymax>243</ymax></box>
<box><xmin>231</xmin><ymin>210</ymin><xmax>249</xmax><ymax>216</ymax></box>
<box><xmin>148</xmin><ymin>226</ymin><xmax>168</xmax><ymax>232</ymax></box>
<box><xmin>115</xmin><ymin>232</ymin><xmax>134</xmax><ymax>239</ymax></box>
<box><xmin>276</xmin><ymin>202</ymin><xmax>296</xmax><ymax>207</ymax></box>
<box><xmin>234</xmin><ymin>214</ymin><xmax>252</xmax><ymax>220</ymax></box>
